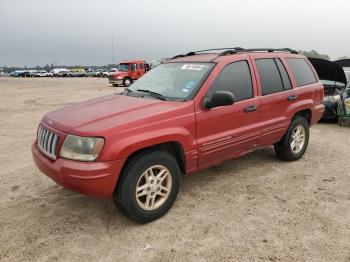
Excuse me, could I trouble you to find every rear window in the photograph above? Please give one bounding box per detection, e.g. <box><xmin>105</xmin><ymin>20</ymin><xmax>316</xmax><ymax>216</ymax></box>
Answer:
<box><xmin>286</xmin><ymin>58</ymin><xmax>317</xmax><ymax>87</ymax></box>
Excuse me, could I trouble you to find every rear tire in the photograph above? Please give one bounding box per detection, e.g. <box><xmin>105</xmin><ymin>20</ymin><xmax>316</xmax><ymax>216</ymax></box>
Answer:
<box><xmin>113</xmin><ymin>150</ymin><xmax>181</xmax><ymax>223</ymax></box>
<box><xmin>274</xmin><ymin>116</ymin><xmax>309</xmax><ymax>161</ymax></box>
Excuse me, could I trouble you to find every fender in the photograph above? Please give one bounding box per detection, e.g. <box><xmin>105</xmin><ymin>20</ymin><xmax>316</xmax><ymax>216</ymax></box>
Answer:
<box><xmin>101</xmin><ymin>127</ymin><xmax>196</xmax><ymax>161</ymax></box>
<box><xmin>285</xmin><ymin>98</ymin><xmax>314</xmax><ymax>121</ymax></box>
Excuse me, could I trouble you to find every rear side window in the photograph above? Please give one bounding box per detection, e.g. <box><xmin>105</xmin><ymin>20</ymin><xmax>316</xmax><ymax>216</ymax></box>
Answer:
<box><xmin>286</xmin><ymin>58</ymin><xmax>317</xmax><ymax>87</ymax></box>
<box><xmin>209</xmin><ymin>61</ymin><xmax>253</xmax><ymax>102</ymax></box>
<box><xmin>140</xmin><ymin>63</ymin><xmax>144</xmax><ymax>69</ymax></box>
<box><xmin>255</xmin><ymin>59</ymin><xmax>284</xmax><ymax>95</ymax></box>
<box><xmin>275</xmin><ymin>59</ymin><xmax>292</xmax><ymax>90</ymax></box>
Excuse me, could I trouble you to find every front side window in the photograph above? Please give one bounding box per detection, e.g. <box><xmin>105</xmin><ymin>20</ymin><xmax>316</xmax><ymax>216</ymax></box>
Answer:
<box><xmin>256</xmin><ymin>59</ymin><xmax>284</xmax><ymax>95</ymax></box>
<box><xmin>117</xmin><ymin>63</ymin><xmax>130</xmax><ymax>72</ymax></box>
<box><xmin>128</xmin><ymin>63</ymin><xmax>214</xmax><ymax>100</ymax></box>
<box><xmin>286</xmin><ymin>58</ymin><xmax>317</xmax><ymax>87</ymax></box>
<box><xmin>208</xmin><ymin>61</ymin><xmax>253</xmax><ymax>102</ymax></box>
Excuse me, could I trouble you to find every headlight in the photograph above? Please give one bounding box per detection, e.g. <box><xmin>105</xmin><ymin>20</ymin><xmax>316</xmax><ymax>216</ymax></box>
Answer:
<box><xmin>59</xmin><ymin>135</ymin><xmax>104</xmax><ymax>161</ymax></box>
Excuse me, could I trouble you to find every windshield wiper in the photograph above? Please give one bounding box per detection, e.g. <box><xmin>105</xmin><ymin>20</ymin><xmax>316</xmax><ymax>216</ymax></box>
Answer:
<box><xmin>136</xmin><ymin>89</ymin><xmax>167</xmax><ymax>101</ymax></box>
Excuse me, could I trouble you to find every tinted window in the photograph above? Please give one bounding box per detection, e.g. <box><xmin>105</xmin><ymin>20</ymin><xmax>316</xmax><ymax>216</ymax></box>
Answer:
<box><xmin>256</xmin><ymin>59</ymin><xmax>284</xmax><ymax>95</ymax></box>
<box><xmin>209</xmin><ymin>61</ymin><xmax>253</xmax><ymax>102</ymax></box>
<box><xmin>140</xmin><ymin>63</ymin><xmax>144</xmax><ymax>69</ymax></box>
<box><xmin>275</xmin><ymin>59</ymin><xmax>292</xmax><ymax>90</ymax></box>
<box><xmin>287</xmin><ymin>58</ymin><xmax>317</xmax><ymax>86</ymax></box>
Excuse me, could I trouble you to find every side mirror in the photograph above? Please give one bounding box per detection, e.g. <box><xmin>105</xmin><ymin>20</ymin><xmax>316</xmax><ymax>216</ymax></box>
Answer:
<box><xmin>203</xmin><ymin>91</ymin><xmax>235</xmax><ymax>109</ymax></box>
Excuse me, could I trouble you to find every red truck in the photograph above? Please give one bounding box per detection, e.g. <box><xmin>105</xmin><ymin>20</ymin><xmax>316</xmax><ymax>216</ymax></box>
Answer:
<box><xmin>108</xmin><ymin>60</ymin><xmax>149</xmax><ymax>87</ymax></box>
<box><xmin>32</xmin><ymin>48</ymin><xmax>324</xmax><ymax>223</ymax></box>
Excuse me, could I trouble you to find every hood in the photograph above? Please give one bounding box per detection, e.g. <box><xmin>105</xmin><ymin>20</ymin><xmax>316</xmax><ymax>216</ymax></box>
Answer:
<box><xmin>43</xmin><ymin>95</ymin><xmax>189</xmax><ymax>135</ymax></box>
<box><xmin>308</xmin><ymin>57</ymin><xmax>347</xmax><ymax>86</ymax></box>
<box><xmin>112</xmin><ymin>71</ymin><xmax>128</xmax><ymax>76</ymax></box>
<box><xmin>334</xmin><ymin>59</ymin><xmax>350</xmax><ymax>68</ymax></box>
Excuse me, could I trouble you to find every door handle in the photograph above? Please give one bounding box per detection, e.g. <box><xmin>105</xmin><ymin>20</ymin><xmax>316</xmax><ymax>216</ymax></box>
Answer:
<box><xmin>244</xmin><ymin>105</ymin><xmax>258</xmax><ymax>113</ymax></box>
<box><xmin>287</xmin><ymin>94</ymin><xmax>298</xmax><ymax>101</ymax></box>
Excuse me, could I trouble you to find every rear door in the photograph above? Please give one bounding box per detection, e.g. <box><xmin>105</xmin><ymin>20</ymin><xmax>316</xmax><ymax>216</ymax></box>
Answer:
<box><xmin>130</xmin><ymin>63</ymin><xmax>138</xmax><ymax>79</ymax></box>
<box><xmin>252</xmin><ymin>57</ymin><xmax>295</xmax><ymax>145</ymax></box>
<box><xmin>139</xmin><ymin>63</ymin><xmax>146</xmax><ymax>76</ymax></box>
<box><xmin>196</xmin><ymin>57</ymin><xmax>261</xmax><ymax>169</ymax></box>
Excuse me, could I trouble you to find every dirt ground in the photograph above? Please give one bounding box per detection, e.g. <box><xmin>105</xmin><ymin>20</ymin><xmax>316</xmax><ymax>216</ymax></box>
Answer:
<box><xmin>0</xmin><ymin>77</ymin><xmax>349</xmax><ymax>262</ymax></box>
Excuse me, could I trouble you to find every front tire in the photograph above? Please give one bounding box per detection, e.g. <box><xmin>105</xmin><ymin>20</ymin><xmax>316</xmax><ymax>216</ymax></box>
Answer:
<box><xmin>123</xmin><ymin>77</ymin><xmax>132</xmax><ymax>87</ymax></box>
<box><xmin>113</xmin><ymin>150</ymin><xmax>181</xmax><ymax>223</ymax></box>
<box><xmin>274</xmin><ymin>116</ymin><xmax>309</xmax><ymax>161</ymax></box>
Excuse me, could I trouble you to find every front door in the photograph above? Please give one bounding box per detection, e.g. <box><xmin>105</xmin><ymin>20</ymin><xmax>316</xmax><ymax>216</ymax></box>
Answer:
<box><xmin>196</xmin><ymin>58</ymin><xmax>261</xmax><ymax>169</ymax></box>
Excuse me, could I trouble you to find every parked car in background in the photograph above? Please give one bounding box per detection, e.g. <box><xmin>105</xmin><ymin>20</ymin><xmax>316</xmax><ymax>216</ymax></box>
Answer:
<box><xmin>149</xmin><ymin>58</ymin><xmax>169</xmax><ymax>69</ymax></box>
<box><xmin>308</xmin><ymin>58</ymin><xmax>348</xmax><ymax>120</ymax></box>
<box><xmin>109</xmin><ymin>60</ymin><xmax>150</xmax><ymax>87</ymax></box>
<box><xmin>34</xmin><ymin>70</ymin><xmax>53</xmax><ymax>77</ymax></box>
<box><xmin>10</xmin><ymin>71</ymin><xmax>23</xmax><ymax>77</ymax></box>
<box><xmin>86</xmin><ymin>69</ymin><xmax>104</xmax><ymax>77</ymax></box>
<box><xmin>32</xmin><ymin>47</ymin><xmax>324</xmax><ymax>223</ymax></box>
<box><xmin>96</xmin><ymin>69</ymin><xmax>105</xmax><ymax>77</ymax></box>
<box><xmin>51</xmin><ymin>68</ymin><xmax>69</xmax><ymax>77</ymax></box>
<box><xmin>20</xmin><ymin>70</ymin><xmax>37</xmax><ymax>77</ymax></box>
<box><xmin>67</xmin><ymin>68</ymin><xmax>86</xmax><ymax>77</ymax></box>
<box><xmin>102</xmin><ymin>68</ymin><xmax>117</xmax><ymax>77</ymax></box>
<box><xmin>334</xmin><ymin>59</ymin><xmax>350</xmax><ymax>86</ymax></box>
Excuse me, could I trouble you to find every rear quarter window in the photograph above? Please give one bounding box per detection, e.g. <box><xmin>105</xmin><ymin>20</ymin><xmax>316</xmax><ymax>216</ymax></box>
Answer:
<box><xmin>286</xmin><ymin>58</ymin><xmax>317</xmax><ymax>87</ymax></box>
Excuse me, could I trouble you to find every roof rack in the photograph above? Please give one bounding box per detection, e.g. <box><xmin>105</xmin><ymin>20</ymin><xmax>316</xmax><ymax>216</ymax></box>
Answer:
<box><xmin>171</xmin><ymin>47</ymin><xmax>298</xmax><ymax>59</ymax></box>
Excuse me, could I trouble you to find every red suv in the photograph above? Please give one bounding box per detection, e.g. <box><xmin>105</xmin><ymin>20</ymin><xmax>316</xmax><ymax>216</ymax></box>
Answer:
<box><xmin>109</xmin><ymin>60</ymin><xmax>149</xmax><ymax>87</ymax></box>
<box><xmin>32</xmin><ymin>48</ymin><xmax>324</xmax><ymax>223</ymax></box>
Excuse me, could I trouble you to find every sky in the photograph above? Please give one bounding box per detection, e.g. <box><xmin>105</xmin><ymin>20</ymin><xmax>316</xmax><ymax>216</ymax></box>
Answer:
<box><xmin>0</xmin><ymin>0</ymin><xmax>349</xmax><ymax>67</ymax></box>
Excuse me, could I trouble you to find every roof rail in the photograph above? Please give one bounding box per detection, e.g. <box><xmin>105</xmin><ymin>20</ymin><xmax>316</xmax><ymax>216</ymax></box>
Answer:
<box><xmin>217</xmin><ymin>48</ymin><xmax>298</xmax><ymax>57</ymax></box>
<box><xmin>171</xmin><ymin>47</ymin><xmax>298</xmax><ymax>60</ymax></box>
<box><xmin>171</xmin><ymin>47</ymin><xmax>245</xmax><ymax>59</ymax></box>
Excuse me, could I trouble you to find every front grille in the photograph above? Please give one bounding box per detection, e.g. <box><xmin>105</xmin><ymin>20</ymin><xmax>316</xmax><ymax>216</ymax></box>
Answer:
<box><xmin>37</xmin><ymin>125</ymin><xmax>59</xmax><ymax>159</ymax></box>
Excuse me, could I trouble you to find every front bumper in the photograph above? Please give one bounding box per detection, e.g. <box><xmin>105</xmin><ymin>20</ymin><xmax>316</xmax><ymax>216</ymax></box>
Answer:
<box><xmin>32</xmin><ymin>143</ymin><xmax>125</xmax><ymax>198</ymax></box>
<box><xmin>109</xmin><ymin>79</ymin><xmax>123</xmax><ymax>85</ymax></box>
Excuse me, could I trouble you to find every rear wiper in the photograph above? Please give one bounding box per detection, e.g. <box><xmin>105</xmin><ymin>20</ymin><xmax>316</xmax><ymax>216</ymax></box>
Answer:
<box><xmin>136</xmin><ymin>89</ymin><xmax>167</xmax><ymax>101</ymax></box>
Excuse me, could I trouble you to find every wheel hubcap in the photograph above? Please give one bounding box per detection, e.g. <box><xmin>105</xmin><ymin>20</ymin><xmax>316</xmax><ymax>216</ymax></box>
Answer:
<box><xmin>135</xmin><ymin>165</ymin><xmax>172</xmax><ymax>211</ymax></box>
<box><xmin>125</xmin><ymin>79</ymin><xmax>131</xmax><ymax>86</ymax></box>
<box><xmin>290</xmin><ymin>125</ymin><xmax>306</xmax><ymax>154</ymax></box>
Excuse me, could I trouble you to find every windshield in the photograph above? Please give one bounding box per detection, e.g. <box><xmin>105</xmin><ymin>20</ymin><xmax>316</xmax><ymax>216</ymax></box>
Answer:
<box><xmin>128</xmin><ymin>62</ymin><xmax>214</xmax><ymax>100</ymax></box>
<box><xmin>117</xmin><ymin>63</ymin><xmax>130</xmax><ymax>72</ymax></box>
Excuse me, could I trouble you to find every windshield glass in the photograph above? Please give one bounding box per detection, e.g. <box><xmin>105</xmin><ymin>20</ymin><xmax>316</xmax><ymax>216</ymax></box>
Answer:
<box><xmin>128</xmin><ymin>62</ymin><xmax>214</xmax><ymax>100</ymax></box>
<box><xmin>117</xmin><ymin>63</ymin><xmax>130</xmax><ymax>72</ymax></box>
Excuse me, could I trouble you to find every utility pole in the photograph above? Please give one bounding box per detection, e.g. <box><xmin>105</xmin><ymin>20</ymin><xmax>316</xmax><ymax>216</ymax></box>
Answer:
<box><xmin>112</xmin><ymin>34</ymin><xmax>115</xmax><ymax>64</ymax></box>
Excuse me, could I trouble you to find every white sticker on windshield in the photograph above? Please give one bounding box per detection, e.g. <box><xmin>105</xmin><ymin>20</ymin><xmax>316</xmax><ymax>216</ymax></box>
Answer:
<box><xmin>181</xmin><ymin>64</ymin><xmax>206</xmax><ymax>71</ymax></box>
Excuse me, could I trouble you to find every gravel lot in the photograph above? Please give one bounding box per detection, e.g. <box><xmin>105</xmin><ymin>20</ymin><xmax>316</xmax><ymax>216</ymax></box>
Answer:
<box><xmin>0</xmin><ymin>77</ymin><xmax>349</xmax><ymax>262</ymax></box>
